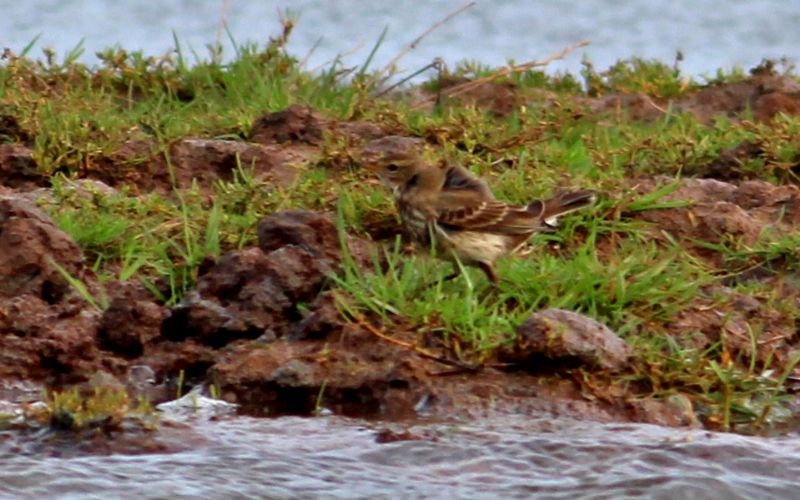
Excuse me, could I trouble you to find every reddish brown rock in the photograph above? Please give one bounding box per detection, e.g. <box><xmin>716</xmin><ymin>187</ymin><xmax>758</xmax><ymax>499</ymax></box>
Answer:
<box><xmin>0</xmin><ymin>144</ymin><xmax>46</xmax><ymax>189</ymax></box>
<box><xmin>584</xmin><ymin>93</ymin><xmax>666</xmax><ymax>121</ymax></box>
<box><xmin>210</xmin><ymin>327</ymin><xmax>429</xmax><ymax>416</ymax></box>
<box><xmin>250</xmin><ymin>104</ymin><xmax>384</xmax><ymax>147</ymax></box>
<box><xmin>250</xmin><ymin>104</ymin><xmax>327</xmax><ymax>145</ymax></box>
<box><xmin>634</xmin><ymin>178</ymin><xmax>800</xmax><ymax>256</ymax></box>
<box><xmin>98</xmin><ymin>281</ymin><xmax>168</xmax><ymax>359</ymax></box>
<box><xmin>0</xmin><ymin>195</ymin><xmax>85</xmax><ymax>302</ymax></box>
<box><xmin>0</xmin><ymin>112</ymin><xmax>30</xmax><ymax>144</ymax></box>
<box><xmin>287</xmin><ymin>292</ymin><xmax>346</xmax><ymax>340</ymax></box>
<box><xmin>162</xmin><ymin>210</ymin><xmax>372</xmax><ymax>348</ymax></box>
<box><xmin>161</xmin><ymin>248</ymin><xmax>295</xmax><ymax>347</ymax></box>
<box><xmin>629</xmin><ymin>395</ymin><xmax>699</xmax><ymax>428</ymax></box>
<box><xmin>667</xmin><ymin>287</ymin><xmax>796</xmax><ymax>365</ymax></box>
<box><xmin>89</xmin><ymin>138</ymin><xmax>160</xmax><ymax>190</ymax></box>
<box><xmin>257</xmin><ymin>209</ymin><xmax>341</xmax><ymax>260</ymax></box>
<box><xmin>502</xmin><ymin>309</ymin><xmax>631</xmax><ymax>372</ymax></box>
<box><xmin>169</xmin><ymin>138</ymin><xmax>302</xmax><ymax>187</ymax></box>
<box><xmin>257</xmin><ymin>209</ymin><xmax>374</xmax><ymax>271</ymax></box>
<box><xmin>0</xmin><ymin>295</ymin><xmax>114</xmax><ymax>385</ymax></box>
<box><xmin>674</xmin><ymin>73</ymin><xmax>800</xmax><ymax>123</ymax></box>
<box><xmin>694</xmin><ymin>141</ymin><xmax>763</xmax><ymax>180</ymax></box>
<box><xmin>441</xmin><ymin>79</ymin><xmax>520</xmax><ymax>116</ymax></box>
<box><xmin>563</xmin><ymin>70</ymin><xmax>800</xmax><ymax>124</ymax></box>
<box><xmin>753</xmin><ymin>91</ymin><xmax>800</xmax><ymax>121</ymax></box>
<box><xmin>92</xmin><ymin>137</ymin><xmax>306</xmax><ymax>194</ymax></box>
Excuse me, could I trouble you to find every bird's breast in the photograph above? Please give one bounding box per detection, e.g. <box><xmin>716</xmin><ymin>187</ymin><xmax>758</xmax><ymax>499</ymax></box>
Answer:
<box><xmin>437</xmin><ymin>229</ymin><xmax>512</xmax><ymax>265</ymax></box>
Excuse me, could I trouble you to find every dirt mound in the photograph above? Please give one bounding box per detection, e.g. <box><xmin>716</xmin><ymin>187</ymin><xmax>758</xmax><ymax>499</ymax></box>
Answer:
<box><xmin>0</xmin><ymin>144</ymin><xmax>46</xmax><ymax>190</ymax></box>
<box><xmin>0</xmin><ymin>194</ymin><xmax>86</xmax><ymax>302</ymax></box>
<box><xmin>409</xmin><ymin>68</ymin><xmax>800</xmax><ymax>122</ymax></box>
<box><xmin>634</xmin><ymin>177</ymin><xmax>800</xmax><ymax>260</ymax></box>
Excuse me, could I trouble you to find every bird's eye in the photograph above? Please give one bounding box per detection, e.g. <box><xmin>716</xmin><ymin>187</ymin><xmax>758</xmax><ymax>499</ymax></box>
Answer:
<box><xmin>386</xmin><ymin>163</ymin><xmax>399</xmax><ymax>172</ymax></box>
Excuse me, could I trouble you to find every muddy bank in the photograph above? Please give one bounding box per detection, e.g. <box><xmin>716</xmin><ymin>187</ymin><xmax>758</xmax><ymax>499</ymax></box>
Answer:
<box><xmin>414</xmin><ymin>64</ymin><xmax>800</xmax><ymax>124</ymax></box>
<box><xmin>2</xmin><ymin>73</ymin><xmax>800</xmax><ymax>432</ymax></box>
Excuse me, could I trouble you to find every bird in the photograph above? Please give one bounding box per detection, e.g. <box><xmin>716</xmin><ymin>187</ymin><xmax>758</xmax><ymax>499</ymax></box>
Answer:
<box><xmin>361</xmin><ymin>136</ymin><xmax>596</xmax><ymax>284</ymax></box>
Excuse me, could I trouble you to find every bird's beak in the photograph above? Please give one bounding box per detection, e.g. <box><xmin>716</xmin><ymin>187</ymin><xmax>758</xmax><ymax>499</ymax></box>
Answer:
<box><xmin>359</xmin><ymin>154</ymin><xmax>381</xmax><ymax>174</ymax></box>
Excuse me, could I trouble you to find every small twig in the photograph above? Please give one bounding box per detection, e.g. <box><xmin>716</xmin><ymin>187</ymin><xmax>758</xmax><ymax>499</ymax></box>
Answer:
<box><xmin>308</xmin><ymin>40</ymin><xmax>366</xmax><ymax>73</ymax></box>
<box><xmin>298</xmin><ymin>36</ymin><xmax>323</xmax><ymax>70</ymax></box>
<box><xmin>374</xmin><ymin>57</ymin><xmax>444</xmax><ymax>97</ymax></box>
<box><xmin>354</xmin><ymin>314</ymin><xmax>481</xmax><ymax>372</ymax></box>
<box><xmin>442</xmin><ymin>40</ymin><xmax>590</xmax><ymax>98</ymax></box>
<box><xmin>214</xmin><ymin>0</ymin><xmax>231</xmax><ymax>60</ymax></box>
<box><xmin>376</xmin><ymin>1</ymin><xmax>475</xmax><ymax>79</ymax></box>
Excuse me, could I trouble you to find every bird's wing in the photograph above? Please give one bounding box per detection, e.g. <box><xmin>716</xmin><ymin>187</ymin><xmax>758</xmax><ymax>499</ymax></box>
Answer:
<box><xmin>435</xmin><ymin>194</ymin><xmax>540</xmax><ymax>235</ymax></box>
<box><xmin>442</xmin><ymin>166</ymin><xmax>495</xmax><ymax>199</ymax></box>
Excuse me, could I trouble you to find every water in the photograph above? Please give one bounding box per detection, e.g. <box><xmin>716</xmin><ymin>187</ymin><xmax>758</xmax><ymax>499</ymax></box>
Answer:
<box><xmin>2</xmin><ymin>1</ymin><xmax>799</xmax><ymax>78</ymax></box>
<box><xmin>3</xmin><ymin>413</ymin><xmax>800</xmax><ymax>499</ymax></box>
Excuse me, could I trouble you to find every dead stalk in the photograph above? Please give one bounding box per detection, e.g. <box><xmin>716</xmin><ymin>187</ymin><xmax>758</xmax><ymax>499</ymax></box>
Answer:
<box><xmin>442</xmin><ymin>40</ymin><xmax>590</xmax><ymax>98</ymax></box>
<box><xmin>354</xmin><ymin>313</ymin><xmax>480</xmax><ymax>371</ymax></box>
<box><xmin>214</xmin><ymin>0</ymin><xmax>232</xmax><ymax>58</ymax></box>
<box><xmin>376</xmin><ymin>1</ymin><xmax>476</xmax><ymax>79</ymax></box>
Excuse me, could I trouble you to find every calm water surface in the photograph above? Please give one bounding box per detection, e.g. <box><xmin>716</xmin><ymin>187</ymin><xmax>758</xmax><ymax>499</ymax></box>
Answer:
<box><xmin>3</xmin><ymin>413</ymin><xmax>800</xmax><ymax>499</ymax></box>
<box><xmin>2</xmin><ymin>1</ymin><xmax>799</xmax><ymax>77</ymax></box>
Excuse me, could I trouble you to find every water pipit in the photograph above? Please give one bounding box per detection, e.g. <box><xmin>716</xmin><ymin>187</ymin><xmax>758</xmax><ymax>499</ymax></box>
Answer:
<box><xmin>361</xmin><ymin>136</ymin><xmax>596</xmax><ymax>284</ymax></box>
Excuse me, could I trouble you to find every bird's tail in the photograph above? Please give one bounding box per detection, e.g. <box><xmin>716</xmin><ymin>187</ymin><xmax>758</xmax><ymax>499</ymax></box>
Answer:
<box><xmin>527</xmin><ymin>190</ymin><xmax>596</xmax><ymax>227</ymax></box>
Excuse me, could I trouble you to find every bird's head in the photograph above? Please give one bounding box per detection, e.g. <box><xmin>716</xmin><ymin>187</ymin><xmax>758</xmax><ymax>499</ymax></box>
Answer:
<box><xmin>360</xmin><ymin>136</ymin><xmax>424</xmax><ymax>192</ymax></box>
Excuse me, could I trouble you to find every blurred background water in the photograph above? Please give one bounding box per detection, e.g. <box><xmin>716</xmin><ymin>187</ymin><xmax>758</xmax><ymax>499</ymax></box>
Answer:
<box><xmin>2</xmin><ymin>0</ymin><xmax>799</xmax><ymax>78</ymax></box>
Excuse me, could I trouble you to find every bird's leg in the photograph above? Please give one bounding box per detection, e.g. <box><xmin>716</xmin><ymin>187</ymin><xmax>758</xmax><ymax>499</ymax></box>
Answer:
<box><xmin>477</xmin><ymin>262</ymin><xmax>500</xmax><ymax>285</ymax></box>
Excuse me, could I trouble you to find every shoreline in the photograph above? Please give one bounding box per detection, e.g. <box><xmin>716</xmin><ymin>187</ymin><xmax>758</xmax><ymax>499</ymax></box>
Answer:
<box><xmin>2</xmin><ymin>40</ymin><xmax>800</xmax><ymax>438</ymax></box>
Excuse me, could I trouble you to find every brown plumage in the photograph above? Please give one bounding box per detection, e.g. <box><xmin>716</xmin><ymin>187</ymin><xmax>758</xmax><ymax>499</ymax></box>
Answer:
<box><xmin>361</xmin><ymin>136</ymin><xmax>596</xmax><ymax>284</ymax></box>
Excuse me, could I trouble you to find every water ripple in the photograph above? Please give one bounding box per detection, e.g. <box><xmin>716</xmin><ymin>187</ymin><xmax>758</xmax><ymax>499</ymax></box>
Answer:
<box><xmin>3</xmin><ymin>415</ymin><xmax>799</xmax><ymax>498</ymax></box>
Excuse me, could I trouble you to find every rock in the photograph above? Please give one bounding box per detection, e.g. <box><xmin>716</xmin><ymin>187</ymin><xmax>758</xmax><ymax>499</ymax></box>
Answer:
<box><xmin>753</xmin><ymin>91</ymin><xmax>800</xmax><ymax>121</ymax></box>
<box><xmin>170</xmin><ymin>138</ymin><xmax>302</xmax><ymax>187</ymax></box>
<box><xmin>91</xmin><ymin>136</ymin><xmax>306</xmax><ymax>194</ymax></box>
<box><xmin>162</xmin><ymin>210</ymin><xmax>371</xmax><ymax>348</ymax></box>
<box><xmin>584</xmin><ymin>93</ymin><xmax>666</xmax><ymax>121</ymax></box>
<box><xmin>0</xmin><ymin>195</ymin><xmax>85</xmax><ymax>302</ymax></box>
<box><xmin>0</xmin><ymin>144</ymin><xmax>45</xmax><ymax>189</ymax></box>
<box><xmin>634</xmin><ymin>178</ymin><xmax>800</xmax><ymax>257</ymax></box>
<box><xmin>569</xmin><ymin>71</ymin><xmax>800</xmax><ymax>124</ymax></box>
<box><xmin>250</xmin><ymin>104</ymin><xmax>326</xmax><ymax>145</ymax></box>
<box><xmin>98</xmin><ymin>281</ymin><xmax>168</xmax><ymax>358</ymax></box>
<box><xmin>288</xmin><ymin>292</ymin><xmax>346</xmax><ymax>340</ymax></box>
<box><xmin>257</xmin><ymin>209</ymin><xmax>374</xmax><ymax>273</ymax></box>
<box><xmin>257</xmin><ymin>209</ymin><xmax>341</xmax><ymax>261</ymax></box>
<box><xmin>250</xmin><ymin>104</ymin><xmax>384</xmax><ymax>147</ymax></box>
<box><xmin>694</xmin><ymin>141</ymin><xmax>763</xmax><ymax>180</ymax></box>
<box><xmin>209</xmin><ymin>329</ymin><xmax>428</xmax><ymax>416</ymax></box>
<box><xmin>0</xmin><ymin>112</ymin><xmax>30</xmax><ymax>143</ymax></box>
<box><xmin>270</xmin><ymin>359</ymin><xmax>316</xmax><ymax>387</ymax></box>
<box><xmin>667</xmin><ymin>286</ymin><xmax>794</xmax><ymax>365</ymax></box>
<box><xmin>89</xmin><ymin>138</ymin><xmax>160</xmax><ymax>189</ymax></box>
<box><xmin>0</xmin><ymin>295</ymin><xmax>115</xmax><ymax>385</ymax></box>
<box><xmin>676</xmin><ymin>72</ymin><xmax>800</xmax><ymax>123</ymax></box>
<box><xmin>440</xmin><ymin>78</ymin><xmax>520</xmax><ymax>116</ymax></box>
<box><xmin>161</xmin><ymin>249</ymin><xmax>294</xmax><ymax>347</ymax></box>
<box><xmin>502</xmin><ymin>309</ymin><xmax>631</xmax><ymax>371</ymax></box>
<box><xmin>629</xmin><ymin>394</ymin><xmax>699</xmax><ymax>428</ymax></box>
